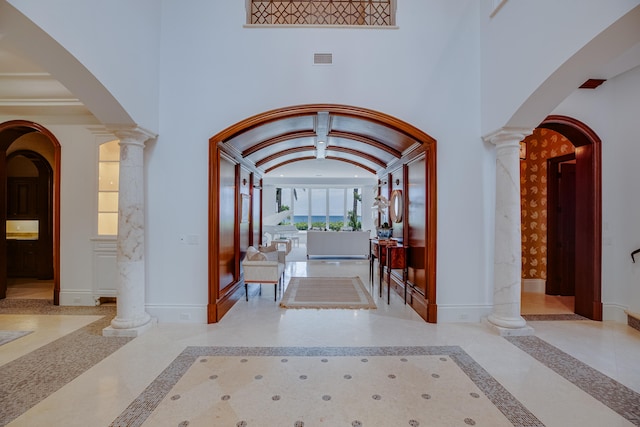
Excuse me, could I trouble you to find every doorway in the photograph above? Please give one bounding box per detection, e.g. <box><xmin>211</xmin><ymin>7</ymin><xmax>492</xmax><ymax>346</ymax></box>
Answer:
<box><xmin>1</xmin><ymin>121</ymin><xmax>61</xmax><ymax>304</ymax></box>
<box><xmin>547</xmin><ymin>155</ymin><xmax>576</xmax><ymax>297</ymax></box>
<box><xmin>521</xmin><ymin>115</ymin><xmax>602</xmax><ymax>320</ymax></box>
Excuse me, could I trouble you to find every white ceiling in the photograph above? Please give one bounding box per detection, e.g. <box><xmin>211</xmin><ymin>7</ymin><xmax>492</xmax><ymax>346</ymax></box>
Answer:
<box><xmin>0</xmin><ymin>38</ymin><xmax>98</xmax><ymax>124</ymax></box>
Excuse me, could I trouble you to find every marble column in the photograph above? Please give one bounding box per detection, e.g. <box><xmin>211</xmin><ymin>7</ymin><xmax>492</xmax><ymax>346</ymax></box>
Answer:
<box><xmin>483</xmin><ymin>128</ymin><xmax>534</xmax><ymax>336</ymax></box>
<box><xmin>103</xmin><ymin>127</ymin><xmax>156</xmax><ymax>337</ymax></box>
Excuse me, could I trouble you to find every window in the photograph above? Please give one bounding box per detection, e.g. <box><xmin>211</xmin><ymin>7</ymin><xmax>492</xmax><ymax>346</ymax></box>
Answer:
<box><xmin>248</xmin><ymin>0</ymin><xmax>395</xmax><ymax>26</ymax></box>
<box><xmin>98</xmin><ymin>140</ymin><xmax>119</xmax><ymax>235</ymax></box>
<box><xmin>277</xmin><ymin>186</ymin><xmax>362</xmax><ymax>230</ymax></box>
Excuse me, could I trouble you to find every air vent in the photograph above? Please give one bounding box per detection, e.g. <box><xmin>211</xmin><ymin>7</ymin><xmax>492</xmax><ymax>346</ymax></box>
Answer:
<box><xmin>314</xmin><ymin>53</ymin><xmax>333</xmax><ymax>65</ymax></box>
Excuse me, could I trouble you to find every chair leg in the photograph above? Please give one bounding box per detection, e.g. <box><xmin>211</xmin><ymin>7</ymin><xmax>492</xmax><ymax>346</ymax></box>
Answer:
<box><xmin>245</xmin><ymin>283</ymin><xmax>248</xmax><ymax>301</ymax></box>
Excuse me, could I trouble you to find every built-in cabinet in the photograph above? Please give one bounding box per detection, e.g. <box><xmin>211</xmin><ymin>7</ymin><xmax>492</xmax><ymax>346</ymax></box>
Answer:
<box><xmin>6</xmin><ymin>178</ymin><xmax>39</xmax><ymax>218</ymax></box>
<box><xmin>6</xmin><ymin>240</ymin><xmax>37</xmax><ymax>277</ymax></box>
<box><xmin>6</xmin><ymin>177</ymin><xmax>43</xmax><ymax>278</ymax></box>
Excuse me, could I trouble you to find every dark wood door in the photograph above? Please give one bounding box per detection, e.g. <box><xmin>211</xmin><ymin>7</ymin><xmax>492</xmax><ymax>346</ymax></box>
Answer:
<box><xmin>558</xmin><ymin>163</ymin><xmax>576</xmax><ymax>296</ymax></box>
<box><xmin>547</xmin><ymin>156</ymin><xmax>576</xmax><ymax>296</ymax></box>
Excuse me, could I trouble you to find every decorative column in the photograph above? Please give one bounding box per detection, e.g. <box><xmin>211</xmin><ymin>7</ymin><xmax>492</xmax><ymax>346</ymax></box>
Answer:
<box><xmin>103</xmin><ymin>127</ymin><xmax>157</xmax><ymax>337</ymax></box>
<box><xmin>483</xmin><ymin>128</ymin><xmax>534</xmax><ymax>336</ymax></box>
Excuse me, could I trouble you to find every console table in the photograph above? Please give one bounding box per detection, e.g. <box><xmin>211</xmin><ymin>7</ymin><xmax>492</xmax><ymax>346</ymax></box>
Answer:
<box><xmin>370</xmin><ymin>239</ymin><xmax>407</xmax><ymax>304</ymax></box>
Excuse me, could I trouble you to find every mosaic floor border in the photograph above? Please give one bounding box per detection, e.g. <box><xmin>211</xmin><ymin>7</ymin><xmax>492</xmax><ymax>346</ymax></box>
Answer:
<box><xmin>0</xmin><ymin>303</ymin><xmax>130</xmax><ymax>426</ymax></box>
<box><xmin>522</xmin><ymin>314</ymin><xmax>588</xmax><ymax>321</ymax></box>
<box><xmin>506</xmin><ymin>336</ymin><xmax>640</xmax><ymax>425</ymax></box>
<box><xmin>110</xmin><ymin>346</ymin><xmax>543</xmax><ymax>427</ymax></box>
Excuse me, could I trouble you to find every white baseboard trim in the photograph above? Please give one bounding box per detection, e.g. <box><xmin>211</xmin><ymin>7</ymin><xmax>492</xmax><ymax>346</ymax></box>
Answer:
<box><xmin>436</xmin><ymin>304</ymin><xmax>493</xmax><ymax>323</ymax></box>
<box><xmin>146</xmin><ymin>304</ymin><xmax>209</xmax><ymax>323</ymax></box>
<box><xmin>522</xmin><ymin>278</ymin><xmax>545</xmax><ymax>293</ymax></box>
<box><xmin>603</xmin><ymin>303</ymin><xmax>629</xmax><ymax>323</ymax></box>
<box><xmin>59</xmin><ymin>290</ymin><xmax>100</xmax><ymax>306</ymax></box>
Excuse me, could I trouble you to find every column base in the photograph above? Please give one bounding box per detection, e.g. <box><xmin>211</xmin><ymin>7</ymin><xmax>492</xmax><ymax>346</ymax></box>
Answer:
<box><xmin>102</xmin><ymin>317</ymin><xmax>157</xmax><ymax>337</ymax></box>
<box><xmin>483</xmin><ymin>317</ymin><xmax>534</xmax><ymax>336</ymax></box>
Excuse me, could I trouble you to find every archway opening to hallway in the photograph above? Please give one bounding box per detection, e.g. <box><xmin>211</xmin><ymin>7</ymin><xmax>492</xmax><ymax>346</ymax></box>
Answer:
<box><xmin>207</xmin><ymin>104</ymin><xmax>437</xmax><ymax>323</ymax></box>
<box><xmin>0</xmin><ymin>121</ymin><xmax>61</xmax><ymax>304</ymax></box>
<box><xmin>520</xmin><ymin>115</ymin><xmax>602</xmax><ymax>320</ymax></box>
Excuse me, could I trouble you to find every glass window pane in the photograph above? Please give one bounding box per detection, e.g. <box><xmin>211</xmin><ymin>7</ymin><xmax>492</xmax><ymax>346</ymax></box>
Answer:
<box><xmin>279</xmin><ymin>188</ymin><xmax>292</xmax><ymax>224</ymax></box>
<box><xmin>99</xmin><ymin>162</ymin><xmax>119</xmax><ymax>191</ymax></box>
<box><xmin>328</xmin><ymin>188</ymin><xmax>345</xmax><ymax>230</ymax></box>
<box><xmin>98</xmin><ymin>212</ymin><xmax>118</xmax><ymax>235</ymax></box>
<box><xmin>293</xmin><ymin>188</ymin><xmax>308</xmax><ymax>228</ymax></box>
<box><xmin>98</xmin><ymin>192</ymin><xmax>119</xmax><ymax>212</ymax></box>
<box><xmin>346</xmin><ymin>187</ymin><xmax>362</xmax><ymax>230</ymax></box>
<box><xmin>310</xmin><ymin>188</ymin><xmax>327</xmax><ymax>229</ymax></box>
<box><xmin>99</xmin><ymin>140</ymin><xmax>120</xmax><ymax>161</ymax></box>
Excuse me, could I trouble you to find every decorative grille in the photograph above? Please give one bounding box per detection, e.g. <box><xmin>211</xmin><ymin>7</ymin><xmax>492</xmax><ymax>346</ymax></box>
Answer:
<box><xmin>249</xmin><ymin>1</ymin><xmax>394</xmax><ymax>26</ymax></box>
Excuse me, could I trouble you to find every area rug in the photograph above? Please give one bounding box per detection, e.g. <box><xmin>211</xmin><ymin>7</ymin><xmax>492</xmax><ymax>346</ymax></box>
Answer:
<box><xmin>0</xmin><ymin>330</ymin><xmax>32</xmax><ymax>346</ymax></box>
<box><xmin>279</xmin><ymin>276</ymin><xmax>376</xmax><ymax>309</ymax></box>
<box><xmin>110</xmin><ymin>346</ymin><xmax>543</xmax><ymax>427</ymax></box>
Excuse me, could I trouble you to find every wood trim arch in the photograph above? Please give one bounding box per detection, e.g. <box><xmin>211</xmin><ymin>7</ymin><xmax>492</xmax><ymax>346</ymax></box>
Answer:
<box><xmin>211</xmin><ymin>104</ymin><xmax>436</xmax><ymax>148</ymax></box>
<box><xmin>209</xmin><ymin>104</ymin><xmax>437</xmax><ymax>323</ymax></box>
<box><xmin>538</xmin><ymin>115</ymin><xmax>602</xmax><ymax>320</ymax></box>
<box><xmin>0</xmin><ymin>120</ymin><xmax>61</xmax><ymax>304</ymax></box>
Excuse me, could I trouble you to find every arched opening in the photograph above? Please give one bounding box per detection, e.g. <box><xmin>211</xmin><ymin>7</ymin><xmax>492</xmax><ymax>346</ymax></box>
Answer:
<box><xmin>521</xmin><ymin>115</ymin><xmax>601</xmax><ymax>320</ymax></box>
<box><xmin>0</xmin><ymin>120</ymin><xmax>61</xmax><ymax>304</ymax></box>
<box><xmin>208</xmin><ymin>104</ymin><xmax>437</xmax><ymax>323</ymax></box>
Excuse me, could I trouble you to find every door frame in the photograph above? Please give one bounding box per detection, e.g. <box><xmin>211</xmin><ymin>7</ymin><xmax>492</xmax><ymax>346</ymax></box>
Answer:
<box><xmin>0</xmin><ymin>120</ymin><xmax>61</xmax><ymax>304</ymax></box>
<box><xmin>539</xmin><ymin>115</ymin><xmax>602</xmax><ymax>320</ymax></box>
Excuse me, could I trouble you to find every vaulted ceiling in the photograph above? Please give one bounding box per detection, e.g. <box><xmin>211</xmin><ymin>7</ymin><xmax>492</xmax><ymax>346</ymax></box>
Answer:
<box><xmin>213</xmin><ymin>104</ymin><xmax>434</xmax><ymax>179</ymax></box>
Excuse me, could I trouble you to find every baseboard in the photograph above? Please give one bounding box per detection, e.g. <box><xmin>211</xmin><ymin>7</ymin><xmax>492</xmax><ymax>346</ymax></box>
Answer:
<box><xmin>602</xmin><ymin>303</ymin><xmax>629</xmax><ymax>323</ymax></box>
<box><xmin>59</xmin><ymin>290</ymin><xmax>100</xmax><ymax>306</ymax></box>
<box><xmin>436</xmin><ymin>304</ymin><xmax>492</xmax><ymax>323</ymax></box>
<box><xmin>146</xmin><ymin>304</ymin><xmax>209</xmax><ymax>323</ymax></box>
<box><xmin>522</xmin><ymin>278</ymin><xmax>545</xmax><ymax>293</ymax></box>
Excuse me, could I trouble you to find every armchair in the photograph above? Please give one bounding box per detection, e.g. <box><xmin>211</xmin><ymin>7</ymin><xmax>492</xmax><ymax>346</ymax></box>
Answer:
<box><xmin>242</xmin><ymin>246</ymin><xmax>285</xmax><ymax>301</ymax></box>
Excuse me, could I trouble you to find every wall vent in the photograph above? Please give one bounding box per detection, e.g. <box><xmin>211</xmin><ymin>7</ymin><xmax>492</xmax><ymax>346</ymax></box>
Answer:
<box><xmin>314</xmin><ymin>53</ymin><xmax>333</xmax><ymax>65</ymax></box>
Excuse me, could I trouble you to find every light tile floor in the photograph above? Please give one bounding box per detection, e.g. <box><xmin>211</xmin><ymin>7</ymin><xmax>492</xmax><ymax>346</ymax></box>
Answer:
<box><xmin>1</xmin><ymin>260</ymin><xmax>640</xmax><ymax>426</ymax></box>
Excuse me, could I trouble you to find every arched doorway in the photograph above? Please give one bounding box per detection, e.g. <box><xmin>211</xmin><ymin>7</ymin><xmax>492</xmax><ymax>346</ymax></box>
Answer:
<box><xmin>523</xmin><ymin>115</ymin><xmax>602</xmax><ymax>320</ymax></box>
<box><xmin>208</xmin><ymin>104</ymin><xmax>437</xmax><ymax>323</ymax></box>
<box><xmin>0</xmin><ymin>120</ymin><xmax>61</xmax><ymax>304</ymax></box>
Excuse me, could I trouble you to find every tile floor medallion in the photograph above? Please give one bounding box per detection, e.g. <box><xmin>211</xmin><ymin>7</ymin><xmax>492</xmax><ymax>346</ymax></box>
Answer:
<box><xmin>110</xmin><ymin>346</ymin><xmax>543</xmax><ymax>427</ymax></box>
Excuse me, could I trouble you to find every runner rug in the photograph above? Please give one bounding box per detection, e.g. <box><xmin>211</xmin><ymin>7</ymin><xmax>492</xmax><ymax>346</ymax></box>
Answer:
<box><xmin>279</xmin><ymin>276</ymin><xmax>376</xmax><ymax>309</ymax></box>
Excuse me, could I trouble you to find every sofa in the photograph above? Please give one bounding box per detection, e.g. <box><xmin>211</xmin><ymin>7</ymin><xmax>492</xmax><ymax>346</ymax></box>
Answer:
<box><xmin>306</xmin><ymin>230</ymin><xmax>370</xmax><ymax>258</ymax></box>
<box><xmin>242</xmin><ymin>245</ymin><xmax>286</xmax><ymax>300</ymax></box>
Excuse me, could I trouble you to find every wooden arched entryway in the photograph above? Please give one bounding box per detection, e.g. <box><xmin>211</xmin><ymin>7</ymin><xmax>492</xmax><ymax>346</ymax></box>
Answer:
<box><xmin>208</xmin><ymin>104</ymin><xmax>437</xmax><ymax>323</ymax></box>
<box><xmin>539</xmin><ymin>115</ymin><xmax>602</xmax><ymax>320</ymax></box>
<box><xmin>0</xmin><ymin>120</ymin><xmax>61</xmax><ymax>304</ymax></box>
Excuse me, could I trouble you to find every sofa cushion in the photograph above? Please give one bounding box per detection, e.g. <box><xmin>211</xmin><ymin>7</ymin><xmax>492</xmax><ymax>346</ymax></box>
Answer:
<box><xmin>246</xmin><ymin>246</ymin><xmax>267</xmax><ymax>261</ymax></box>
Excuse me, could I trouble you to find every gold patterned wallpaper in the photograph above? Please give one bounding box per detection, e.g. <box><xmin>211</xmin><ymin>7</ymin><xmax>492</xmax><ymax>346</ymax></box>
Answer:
<box><xmin>520</xmin><ymin>128</ymin><xmax>575</xmax><ymax>280</ymax></box>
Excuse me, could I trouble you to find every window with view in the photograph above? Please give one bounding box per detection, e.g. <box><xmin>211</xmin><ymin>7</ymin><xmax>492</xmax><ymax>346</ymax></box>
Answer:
<box><xmin>97</xmin><ymin>140</ymin><xmax>119</xmax><ymax>235</ymax></box>
<box><xmin>276</xmin><ymin>187</ymin><xmax>362</xmax><ymax>231</ymax></box>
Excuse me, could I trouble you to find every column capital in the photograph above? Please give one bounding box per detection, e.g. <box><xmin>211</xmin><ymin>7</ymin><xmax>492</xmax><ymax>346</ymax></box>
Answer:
<box><xmin>482</xmin><ymin>127</ymin><xmax>532</xmax><ymax>147</ymax></box>
<box><xmin>107</xmin><ymin>125</ymin><xmax>157</xmax><ymax>147</ymax></box>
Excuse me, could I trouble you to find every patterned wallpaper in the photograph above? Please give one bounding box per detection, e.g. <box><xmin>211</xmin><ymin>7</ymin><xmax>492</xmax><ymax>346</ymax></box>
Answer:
<box><xmin>520</xmin><ymin>128</ymin><xmax>575</xmax><ymax>280</ymax></box>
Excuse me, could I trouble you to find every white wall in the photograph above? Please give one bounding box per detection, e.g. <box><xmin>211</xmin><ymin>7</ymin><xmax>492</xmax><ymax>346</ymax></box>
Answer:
<box><xmin>143</xmin><ymin>0</ymin><xmax>488</xmax><ymax>322</ymax></box>
<box><xmin>13</xmin><ymin>1</ymin><xmax>637</xmax><ymax>324</ymax></box>
<box><xmin>552</xmin><ymin>65</ymin><xmax>640</xmax><ymax>320</ymax></box>
<box><xmin>7</xmin><ymin>0</ymin><xmax>161</xmax><ymax>131</ymax></box>
<box><xmin>480</xmin><ymin>0</ymin><xmax>640</xmax><ymax>133</ymax></box>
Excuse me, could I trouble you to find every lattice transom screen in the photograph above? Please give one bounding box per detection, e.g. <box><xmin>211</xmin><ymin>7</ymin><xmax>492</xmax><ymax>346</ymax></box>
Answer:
<box><xmin>249</xmin><ymin>0</ymin><xmax>395</xmax><ymax>26</ymax></box>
